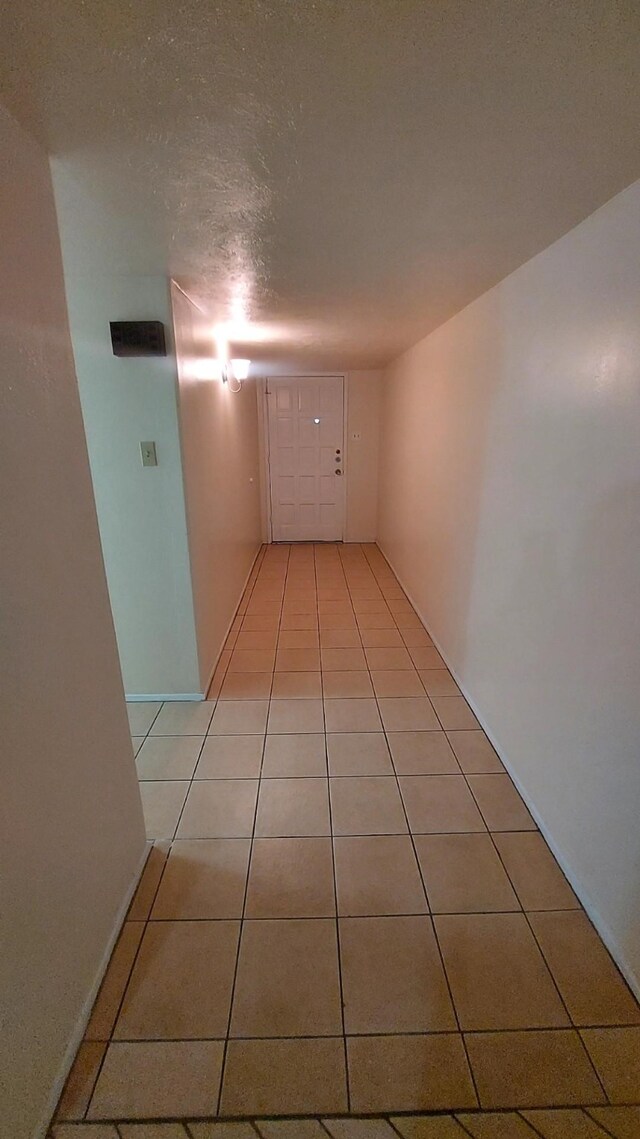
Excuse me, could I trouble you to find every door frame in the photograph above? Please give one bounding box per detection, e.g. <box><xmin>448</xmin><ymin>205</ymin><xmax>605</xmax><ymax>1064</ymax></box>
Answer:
<box><xmin>258</xmin><ymin>373</ymin><xmax>347</xmax><ymax>544</ymax></box>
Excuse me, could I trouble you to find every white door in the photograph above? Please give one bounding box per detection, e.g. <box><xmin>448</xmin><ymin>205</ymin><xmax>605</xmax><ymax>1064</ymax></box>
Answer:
<box><xmin>267</xmin><ymin>375</ymin><xmax>345</xmax><ymax>542</ymax></box>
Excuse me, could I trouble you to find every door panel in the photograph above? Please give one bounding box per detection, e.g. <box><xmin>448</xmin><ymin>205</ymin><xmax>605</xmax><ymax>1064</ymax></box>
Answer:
<box><xmin>267</xmin><ymin>376</ymin><xmax>345</xmax><ymax>542</ymax></box>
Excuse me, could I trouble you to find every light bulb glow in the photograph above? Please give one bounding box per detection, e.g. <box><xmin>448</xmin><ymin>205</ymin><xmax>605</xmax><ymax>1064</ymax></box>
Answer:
<box><xmin>230</xmin><ymin>358</ymin><xmax>251</xmax><ymax>380</ymax></box>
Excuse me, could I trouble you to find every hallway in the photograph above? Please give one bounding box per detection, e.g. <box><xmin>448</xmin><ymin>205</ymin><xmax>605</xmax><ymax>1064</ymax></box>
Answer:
<box><xmin>55</xmin><ymin>543</ymin><xmax>640</xmax><ymax>1132</ymax></box>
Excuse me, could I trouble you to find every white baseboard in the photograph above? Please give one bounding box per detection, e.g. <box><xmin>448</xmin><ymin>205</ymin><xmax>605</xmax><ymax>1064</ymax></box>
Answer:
<box><xmin>36</xmin><ymin>841</ymin><xmax>151</xmax><ymax>1139</ymax></box>
<box><xmin>376</xmin><ymin>541</ymin><xmax>640</xmax><ymax>1001</ymax></box>
<box><xmin>125</xmin><ymin>692</ymin><xmax>204</xmax><ymax>702</ymax></box>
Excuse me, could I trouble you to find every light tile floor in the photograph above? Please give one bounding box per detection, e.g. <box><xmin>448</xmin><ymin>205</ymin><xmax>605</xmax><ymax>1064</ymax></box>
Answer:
<box><xmin>54</xmin><ymin>543</ymin><xmax>640</xmax><ymax>1134</ymax></box>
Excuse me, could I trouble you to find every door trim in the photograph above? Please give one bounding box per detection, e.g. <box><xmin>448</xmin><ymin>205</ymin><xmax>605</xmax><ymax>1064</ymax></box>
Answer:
<box><xmin>260</xmin><ymin>374</ymin><xmax>347</xmax><ymax>543</ymax></box>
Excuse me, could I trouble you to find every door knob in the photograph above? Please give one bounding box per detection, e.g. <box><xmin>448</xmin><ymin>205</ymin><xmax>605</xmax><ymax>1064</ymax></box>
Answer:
<box><xmin>335</xmin><ymin>469</ymin><xmax>342</xmax><ymax>475</ymax></box>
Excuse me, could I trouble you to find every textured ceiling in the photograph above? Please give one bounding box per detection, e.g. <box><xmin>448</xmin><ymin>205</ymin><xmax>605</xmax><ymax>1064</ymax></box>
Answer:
<box><xmin>2</xmin><ymin>1</ymin><xmax>640</xmax><ymax>369</ymax></box>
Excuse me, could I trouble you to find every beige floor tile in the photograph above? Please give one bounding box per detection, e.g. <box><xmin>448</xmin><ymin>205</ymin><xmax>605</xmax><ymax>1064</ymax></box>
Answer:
<box><xmin>420</xmin><ymin>670</ymin><xmax>461</xmax><ymax>697</ymax></box>
<box><xmin>318</xmin><ymin>600</ymin><xmax>354</xmax><ymax>615</ymax></box>
<box><xmin>520</xmin><ymin>1109</ymin><xmax>608</xmax><ymax>1137</ymax></box>
<box><xmin>432</xmin><ymin>697</ymin><xmax>480</xmax><ymax>730</ymax></box>
<box><xmin>281</xmin><ymin>613</ymin><xmax>318</xmax><ymax>630</ymax></box>
<box><xmin>86</xmin><ymin>922</ymin><xmax>145</xmax><ymax>1040</ymax></box>
<box><xmin>467</xmin><ymin>775</ymin><xmax>535</xmax><ymax>831</ymax></box>
<box><xmin>580</xmin><ymin>1027</ymin><xmax>640</xmax><ymax>1102</ymax></box>
<box><xmin>275</xmin><ymin>647</ymin><xmax>321</xmax><ymax>672</ymax></box>
<box><xmin>132</xmin><ymin>736</ymin><xmax>145</xmax><ymax>756</ymax></box>
<box><xmin>255</xmin><ymin>777</ymin><xmax>330</xmax><ymax>836</ymax></box>
<box><xmin>234</xmin><ymin>631</ymin><xmax>278</xmax><ymax>652</ymax></box>
<box><xmin>330</xmin><ymin>776</ymin><xmax>408</xmax><ymax>835</ymax></box>
<box><xmin>340</xmin><ymin>915</ymin><xmax>456</xmax><ymax>1032</ymax></box>
<box><xmin>230</xmin><ymin>918</ymin><xmax>342</xmax><ymax>1036</ymax></box>
<box><xmin>415</xmin><ymin>834</ymin><xmax>519</xmax><ymax>913</ymax></box>
<box><xmin>119</xmin><ymin>1125</ymin><xmax>190</xmax><ymax>1139</ymax></box>
<box><xmin>114</xmin><ymin>920</ymin><xmax>239</xmax><ymax>1039</ymax></box>
<box><xmin>242</xmin><ymin>614</ymin><xmax>280</xmax><ymax>632</ymax></box>
<box><xmin>139</xmin><ymin>781</ymin><xmax>189</xmax><ymax>840</ymax></box>
<box><xmin>258</xmin><ymin>1122</ymin><xmax>328</xmax><ymax>1139</ymax></box>
<box><xmin>465</xmin><ymin>1029</ymin><xmax>605</xmax><ymax>1108</ymax></box>
<box><xmin>529</xmin><ymin>911</ymin><xmax>640</xmax><ymax>1026</ymax></box>
<box><xmin>436</xmin><ymin>912</ymin><xmax>569</xmax><ymax>1030</ymax></box>
<box><xmin>151</xmin><ymin>839</ymin><xmax>251</xmax><ymax>919</ymax></box>
<box><xmin>408</xmin><ymin>647</ymin><xmax>446</xmax><ymax>669</ymax></box>
<box><xmin>388</xmin><ymin>732</ymin><xmax>460</xmax><ymax>775</ymax></box>
<box><xmin>365</xmin><ymin>647</ymin><xmax>413</xmax><ymax>670</ymax></box>
<box><xmin>320</xmin><ymin>628</ymin><xmax>363</xmax><ymax>648</ymax></box>
<box><xmin>400</xmin><ymin>775</ymin><xmax>486</xmax><ymax>833</ymax></box>
<box><xmin>208</xmin><ymin>653</ymin><xmax>231</xmax><ymax>698</ymax></box>
<box><xmin>55</xmin><ymin>1126</ymin><xmax>119</xmax><ymax>1139</ymax></box>
<box><xmin>245</xmin><ymin>837</ymin><xmax>335</xmax><ymax>917</ymax></box>
<box><xmin>267</xmin><ymin>698</ymin><xmax>324</xmax><ymax>733</ymax></box>
<box><xmin>323</xmin><ymin>1122</ymin><xmax>397</xmax><ymax>1139</ymax></box>
<box><xmin>150</xmin><ymin>702</ymin><xmax>216</xmax><ymax>736</ymax></box>
<box><xmin>323</xmin><ymin>671</ymin><xmax>374</xmax><ymax>698</ymax></box>
<box><xmin>456</xmin><ymin>1114</ymin><xmax>539</xmax><ymax>1137</ymax></box>
<box><xmin>321</xmin><ymin>647</ymin><xmax>368</xmax><ymax>671</ymax></box>
<box><xmin>360</xmin><ymin>628</ymin><xmax>404</xmax><ymax>647</ymax></box>
<box><xmin>247</xmin><ymin>601</ymin><xmax>282</xmax><ymax>617</ymax></box>
<box><xmin>493</xmin><ymin>833</ymin><xmax>578</xmax><ymax>910</ymax></box>
<box><xmin>56</xmin><ymin>1041</ymin><xmax>106</xmax><ymax>1119</ymax></box>
<box><xmin>177</xmin><ymin>780</ymin><xmax>258</xmax><ymax>838</ymax></box>
<box><xmin>334</xmin><ymin>835</ymin><xmax>427</xmax><ymax>915</ymax></box>
<box><xmin>221</xmin><ymin>1037</ymin><xmax>347</xmax><ymax>1115</ymax></box>
<box><xmin>320</xmin><ymin>614</ymin><xmax>358</xmax><ymax>630</ymax></box>
<box><xmin>446</xmin><ymin>731</ymin><xmax>504</xmax><ymax>773</ymax></box>
<box><xmin>219</xmin><ymin>672</ymin><xmax>273</xmax><ymax>699</ymax></box>
<box><xmin>327</xmin><ymin>733</ymin><xmax>393</xmax><ymax>776</ymax></box>
<box><xmin>229</xmin><ymin>649</ymin><xmax>276</xmax><ymax>673</ymax></box>
<box><xmin>136</xmin><ymin>736</ymin><xmax>202</xmax><ymax>780</ymax></box>
<box><xmin>128</xmin><ymin>844</ymin><xmax>170</xmax><ymax>920</ymax></box>
<box><xmin>127</xmin><ymin>702</ymin><xmax>162</xmax><ymax>736</ymax></box>
<box><xmin>347</xmin><ymin>1034</ymin><xmax>477</xmax><ymax>1112</ymax></box>
<box><xmin>390</xmin><ymin>1115</ymin><xmax>468</xmax><ymax>1138</ymax></box>
<box><xmin>262</xmin><ymin>733</ymin><xmax>326</xmax><ymax>777</ymax></box>
<box><xmin>587</xmin><ymin>1106</ymin><xmax>640</xmax><ymax>1138</ymax></box>
<box><xmin>88</xmin><ymin>1040</ymin><xmax>223</xmax><ymax>1118</ymax></box>
<box><xmin>271</xmin><ymin>671</ymin><xmax>322</xmax><ymax>698</ymax></box>
<box><xmin>351</xmin><ymin>598</ymin><xmax>391</xmax><ymax>614</ymax></box>
<box><xmin>324</xmin><ymin>698</ymin><xmax>383</xmax><ymax>733</ymax></box>
<box><xmin>195</xmin><ymin>735</ymin><xmax>264</xmax><ymax>779</ymax></box>
<box><xmin>379</xmin><ymin>698</ymin><xmax>440</xmax><ymax>731</ymax></box>
<box><xmin>401</xmin><ymin>629</ymin><xmax>435</xmax><ymax>648</ymax></box>
<box><xmin>209</xmin><ymin>700</ymin><xmax>269</xmax><ymax>736</ymax></box>
<box><xmin>357</xmin><ymin>612</ymin><xmax>397</xmax><ymax>629</ymax></box>
<box><xmin>278</xmin><ymin>629</ymin><xmax>319</xmax><ymax>649</ymax></box>
<box><xmin>371</xmin><ymin>670</ymin><xmax>425</xmax><ymax>697</ymax></box>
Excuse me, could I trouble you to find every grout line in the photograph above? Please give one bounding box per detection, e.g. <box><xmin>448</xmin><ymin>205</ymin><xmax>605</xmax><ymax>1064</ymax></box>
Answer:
<box><xmin>317</xmin><ymin>543</ymin><xmax>352</xmax><ymax>1113</ymax></box>
<box><xmin>216</xmin><ymin>542</ymin><xmax>291</xmax><ymax>1115</ymax></box>
<box><xmin>349</xmin><ymin>542</ymin><xmax>482</xmax><ymax>1111</ymax></box>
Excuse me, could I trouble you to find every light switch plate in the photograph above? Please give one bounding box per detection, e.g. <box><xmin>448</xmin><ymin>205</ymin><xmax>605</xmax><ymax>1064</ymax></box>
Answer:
<box><xmin>140</xmin><ymin>441</ymin><xmax>158</xmax><ymax>467</ymax></box>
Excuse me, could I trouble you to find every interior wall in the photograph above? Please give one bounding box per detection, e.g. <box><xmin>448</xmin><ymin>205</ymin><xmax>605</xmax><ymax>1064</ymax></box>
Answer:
<box><xmin>377</xmin><ymin>180</ymin><xmax>640</xmax><ymax>990</ymax></box>
<box><xmin>171</xmin><ymin>284</ymin><xmax>263</xmax><ymax>690</ymax></box>
<box><xmin>0</xmin><ymin>103</ymin><xmax>146</xmax><ymax>1139</ymax></box>
<box><xmin>51</xmin><ymin>165</ymin><xmax>201</xmax><ymax>698</ymax></box>
<box><xmin>345</xmin><ymin>370</ymin><xmax>382</xmax><ymax>542</ymax></box>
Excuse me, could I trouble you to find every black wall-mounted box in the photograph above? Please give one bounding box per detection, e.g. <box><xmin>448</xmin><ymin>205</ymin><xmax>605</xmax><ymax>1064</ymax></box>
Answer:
<box><xmin>110</xmin><ymin>321</ymin><xmax>167</xmax><ymax>357</ymax></box>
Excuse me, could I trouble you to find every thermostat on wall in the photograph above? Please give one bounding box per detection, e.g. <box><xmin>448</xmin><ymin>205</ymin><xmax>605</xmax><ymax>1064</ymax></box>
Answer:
<box><xmin>110</xmin><ymin>321</ymin><xmax>167</xmax><ymax>357</ymax></box>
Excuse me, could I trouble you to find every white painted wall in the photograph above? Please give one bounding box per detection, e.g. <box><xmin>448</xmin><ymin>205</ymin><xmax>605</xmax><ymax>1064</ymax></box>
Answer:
<box><xmin>171</xmin><ymin>284</ymin><xmax>263</xmax><ymax>689</ymax></box>
<box><xmin>377</xmin><ymin>180</ymin><xmax>640</xmax><ymax>991</ymax></box>
<box><xmin>0</xmin><ymin>104</ymin><xmax>146</xmax><ymax>1139</ymax></box>
<box><xmin>51</xmin><ymin>166</ymin><xmax>201</xmax><ymax>698</ymax></box>
<box><xmin>345</xmin><ymin>370</ymin><xmax>382</xmax><ymax>542</ymax></box>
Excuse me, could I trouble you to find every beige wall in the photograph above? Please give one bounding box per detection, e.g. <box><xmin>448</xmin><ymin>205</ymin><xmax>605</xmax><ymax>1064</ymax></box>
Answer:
<box><xmin>171</xmin><ymin>284</ymin><xmax>263</xmax><ymax>690</ymax></box>
<box><xmin>345</xmin><ymin>370</ymin><xmax>382</xmax><ymax>542</ymax></box>
<box><xmin>0</xmin><ymin>104</ymin><xmax>146</xmax><ymax>1138</ymax></box>
<box><xmin>52</xmin><ymin>164</ymin><xmax>201</xmax><ymax>699</ymax></box>
<box><xmin>377</xmin><ymin>180</ymin><xmax>640</xmax><ymax>992</ymax></box>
